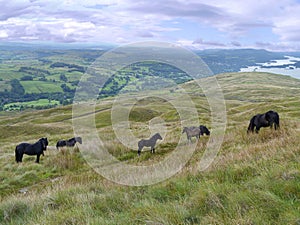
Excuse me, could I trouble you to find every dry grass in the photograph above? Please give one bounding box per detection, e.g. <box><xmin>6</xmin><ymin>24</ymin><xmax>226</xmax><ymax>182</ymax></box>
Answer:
<box><xmin>0</xmin><ymin>72</ymin><xmax>300</xmax><ymax>224</ymax></box>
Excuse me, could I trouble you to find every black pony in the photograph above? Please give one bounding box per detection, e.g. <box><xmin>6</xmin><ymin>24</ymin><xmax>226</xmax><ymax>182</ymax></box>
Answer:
<box><xmin>56</xmin><ymin>137</ymin><xmax>82</xmax><ymax>149</ymax></box>
<box><xmin>138</xmin><ymin>133</ymin><xmax>162</xmax><ymax>156</ymax></box>
<box><xmin>247</xmin><ymin>110</ymin><xmax>280</xmax><ymax>133</ymax></box>
<box><xmin>200</xmin><ymin>125</ymin><xmax>210</xmax><ymax>136</ymax></box>
<box><xmin>15</xmin><ymin>138</ymin><xmax>48</xmax><ymax>163</ymax></box>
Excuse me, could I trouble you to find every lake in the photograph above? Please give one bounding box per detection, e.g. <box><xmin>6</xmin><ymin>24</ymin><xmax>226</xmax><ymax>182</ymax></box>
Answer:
<box><xmin>240</xmin><ymin>56</ymin><xmax>300</xmax><ymax>80</ymax></box>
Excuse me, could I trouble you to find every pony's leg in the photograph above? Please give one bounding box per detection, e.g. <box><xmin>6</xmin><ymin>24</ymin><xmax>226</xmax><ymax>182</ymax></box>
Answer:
<box><xmin>138</xmin><ymin>147</ymin><xmax>142</xmax><ymax>156</ymax></box>
<box><xmin>15</xmin><ymin>147</ymin><xmax>23</xmax><ymax>163</ymax></box>
<box><xmin>152</xmin><ymin>147</ymin><xmax>155</xmax><ymax>154</ymax></box>
<box><xmin>255</xmin><ymin>127</ymin><xmax>260</xmax><ymax>133</ymax></box>
<box><xmin>186</xmin><ymin>134</ymin><xmax>189</xmax><ymax>143</ymax></box>
<box><xmin>248</xmin><ymin>126</ymin><xmax>254</xmax><ymax>133</ymax></box>
<box><xmin>35</xmin><ymin>154</ymin><xmax>40</xmax><ymax>163</ymax></box>
<box><xmin>247</xmin><ymin>119</ymin><xmax>255</xmax><ymax>133</ymax></box>
<box><xmin>15</xmin><ymin>148</ymin><xmax>19</xmax><ymax>163</ymax></box>
<box><xmin>19</xmin><ymin>153</ymin><xmax>24</xmax><ymax>162</ymax></box>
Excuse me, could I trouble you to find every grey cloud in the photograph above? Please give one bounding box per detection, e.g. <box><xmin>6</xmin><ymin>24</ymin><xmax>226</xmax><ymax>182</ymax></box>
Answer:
<box><xmin>127</xmin><ymin>0</ymin><xmax>226</xmax><ymax>20</ymax></box>
<box><xmin>255</xmin><ymin>42</ymin><xmax>273</xmax><ymax>48</ymax></box>
<box><xmin>192</xmin><ymin>38</ymin><xmax>204</xmax><ymax>44</ymax></box>
<box><xmin>193</xmin><ymin>38</ymin><xmax>226</xmax><ymax>47</ymax></box>
<box><xmin>125</xmin><ymin>0</ymin><xmax>275</xmax><ymax>38</ymax></box>
<box><xmin>2</xmin><ymin>23</ymin><xmax>49</xmax><ymax>42</ymax></box>
<box><xmin>0</xmin><ymin>1</ymin><xmax>105</xmax><ymax>26</ymax></box>
<box><xmin>228</xmin><ymin>21</ymin><xmax>272</xmax><ymax>34</ymax></box>
<box><xmin>279</xmin><ymin>29</ymin><xmax>300</xmax><ymax>42</ymax></box>
<box><xmin>0</xmin><ymin>1</ymin><xmax>48</xmax><ymax>21</ymax></box>
<box><xmin>230</xmin><ymin>41</ymin><xmax>241</xmax><ymax>47</ymax></box>
<box><xmin>136</xmin><ymin>31</ymin><xmax>155</xmax><ymax>38</ymax></box>
<box><xmin>254</xmin><ymin>41</ymin><xmax>300</xmax><ymax>52</ymax></box>
<box><xmin>0</xmin><ymin>2</ymin><xmax>29</xmax><ymax>20</ymax></box>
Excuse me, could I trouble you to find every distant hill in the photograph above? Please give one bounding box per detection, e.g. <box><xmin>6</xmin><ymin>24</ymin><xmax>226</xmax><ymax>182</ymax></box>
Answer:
<box><xmin>197</xmin><ymin>48</ymin><xmax>286</xmax><ymax>74</ymax></box>
<box><xmin>0</xmin><ymin>42</ymin><xmax>298</xmax><ymax>110</ymax></box>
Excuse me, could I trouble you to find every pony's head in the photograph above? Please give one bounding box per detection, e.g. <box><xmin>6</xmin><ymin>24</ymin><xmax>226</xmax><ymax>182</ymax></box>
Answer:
<box><xmin>75</xmin><ymin>137</ymin><xmax>82</xmax><ymax>144</ymax></box>
<box><xmin>265</xmin><ymin>110</ymin><xmax>277</xmax><ymax>122</ymax></box>
<box><xmin>154</xmin><ymin>133</ymin><xmax>163</xmax><ymax>140</ymax></box>
<box><xmin>182</xmin><ymin>127</ymin><xmax>188</xmax><ymax>133</ymax></box>
<box><xmin>200</xmin><ymin>125</ymin><xmax>210</xmax><ymax>136</ymax></box>
<box><xmin>39</xmin><ymin>137</ymin><xmax>48</xmax><ymax>150</ymax></box>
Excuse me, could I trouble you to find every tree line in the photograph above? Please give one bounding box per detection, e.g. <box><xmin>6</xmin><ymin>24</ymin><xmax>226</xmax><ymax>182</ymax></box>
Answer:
<box><xmin>0</xmin><ymin>79</ymin><xmax>75</xmax><ymax>111</ymax></box>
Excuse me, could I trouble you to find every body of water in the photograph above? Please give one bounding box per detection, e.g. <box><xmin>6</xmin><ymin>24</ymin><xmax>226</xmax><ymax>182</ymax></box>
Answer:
<box><xmin>240</xmin><ymin>56</ymin><xmax>300</xmax><ymax>80</ymax></box>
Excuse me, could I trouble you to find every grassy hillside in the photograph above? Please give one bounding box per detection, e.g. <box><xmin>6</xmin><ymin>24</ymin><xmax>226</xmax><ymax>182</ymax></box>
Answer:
<box><xmin>0</xmin><ymin>72</ymin><xmax>299</xmax><ymax>224</ymax></box>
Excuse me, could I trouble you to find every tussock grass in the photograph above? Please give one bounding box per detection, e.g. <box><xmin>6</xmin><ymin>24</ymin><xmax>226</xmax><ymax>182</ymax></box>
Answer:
<box><xmin>0</xmin><ymin>72</ymin><xmax>300</xmax><ymax>224</ymax></box>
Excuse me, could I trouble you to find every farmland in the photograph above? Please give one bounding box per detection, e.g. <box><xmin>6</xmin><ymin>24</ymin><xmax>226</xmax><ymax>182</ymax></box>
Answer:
<box><xmin>0</xmin><ymin>43</ymin><xmax>292</xmax><ymax>111</ymax></box>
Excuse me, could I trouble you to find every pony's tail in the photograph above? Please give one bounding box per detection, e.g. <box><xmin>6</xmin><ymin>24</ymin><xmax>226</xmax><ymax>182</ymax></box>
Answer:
<box><xmin>247</xmin><ymin>117</ymin><xmax>255</xmax><ymax>133</ymax></box>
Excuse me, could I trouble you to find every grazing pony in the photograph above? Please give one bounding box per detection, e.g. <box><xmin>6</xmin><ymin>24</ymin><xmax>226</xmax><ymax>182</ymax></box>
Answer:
<box><xmin>56</xmin><ymin>137</ymin><xmax>82</xmax><ymax>150</ymax></box>
<box><xmin>138</xmin><ymin>133</ymin><xmax>162</xmax><ymax>156</ymax></box>
<box><xmin>199</xmin><ymin>125</ymin><xmax>210</xmax><ymax>136</ymax></box>
<box><xmin>183</xmin><ymin>125</ymin><xmax>210</xmax><ymax>143</ymax></box>
<box><xmin>247</xmin><ymin>110</ymin><xmax>280</xmax><ymax>133</ymax></box>
<box><xmin>15</xmin><ymin>138</ymin><xmax>48</xmax><ymax>163</ymax></box>
<box><xmin>182</xmin><ymin>126</ymin><xmax>201</xmax><ymax>142</ymax></box>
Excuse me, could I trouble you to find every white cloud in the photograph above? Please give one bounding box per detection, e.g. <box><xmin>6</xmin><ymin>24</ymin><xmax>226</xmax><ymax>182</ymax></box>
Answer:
<box><xmin>0</xmin><ymin>30</ymin><xmax>8</xmax><ymax>38</ymax></box>
<box><xmin>272</xmin><ymin>3</ymin><xmax>300</xmax><ymax>42</ymax></box>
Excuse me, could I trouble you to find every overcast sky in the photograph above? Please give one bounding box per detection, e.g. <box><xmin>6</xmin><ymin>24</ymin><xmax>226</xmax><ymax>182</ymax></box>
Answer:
<box><xmin>1</xmin><ymin>0</ymin><xmax>300</xmax><ymax>51</ymax></box>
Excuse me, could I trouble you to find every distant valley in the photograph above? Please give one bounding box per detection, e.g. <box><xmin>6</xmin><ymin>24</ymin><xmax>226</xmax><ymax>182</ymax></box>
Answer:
<box><xmin>0</xmin><ymin>42</ymin><xmax>299</xmax><ymax>111</ymax></box>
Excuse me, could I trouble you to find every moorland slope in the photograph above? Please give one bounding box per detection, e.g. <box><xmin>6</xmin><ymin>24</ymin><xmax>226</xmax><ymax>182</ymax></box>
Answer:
<box><xmin>0</xmin><ymin>72</ymin><xmax>299</xmax><ymax>225</ymax></box>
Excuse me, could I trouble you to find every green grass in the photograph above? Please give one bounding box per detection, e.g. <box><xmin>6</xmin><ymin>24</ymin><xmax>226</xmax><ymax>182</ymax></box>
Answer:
<box><xmin>3</xmin><ymin>99</ymin><xmax>60</xmax><ymax>111</ymax></box>
<box><xmin>20</xmin><ymin>81</ymin><xmax>63</xmax><ymax>93</ymax></box>
<box><xmin>0</xmin><ymin>80</ymin><xmax>10</xmax><ymax>92</ymax></box>
<box><xmin>0</xmin><ymin>72</ymin><xmax>299</xmax><ymax>224</ymax></box>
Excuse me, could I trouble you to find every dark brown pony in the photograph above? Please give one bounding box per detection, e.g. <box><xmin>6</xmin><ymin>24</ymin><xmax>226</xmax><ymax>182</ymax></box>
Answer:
<box><xmin>247</xmin><ymin>110</ymin><xmax>280</xmax><ymax>133</ymax></box>
<box><xmin>15</xmin><ymin>138</ymin><xmax>48</xmax><ymax>163</ymax></box>
<box><xmin>199</xmin><ymin>125</ymin><xmax>210</xmax><ymax>136</ymax></box>
<box><xmin>56</xmin><ymin>137</ymin><xmax>82</xmax><ymax>149</ymax></box>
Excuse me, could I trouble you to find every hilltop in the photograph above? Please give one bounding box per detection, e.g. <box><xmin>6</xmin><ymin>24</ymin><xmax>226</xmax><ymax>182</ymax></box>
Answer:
<box><xmin>0</xmin><ymin>72</ymin><xmax>299</xmax><ymax>224</ymax></box>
